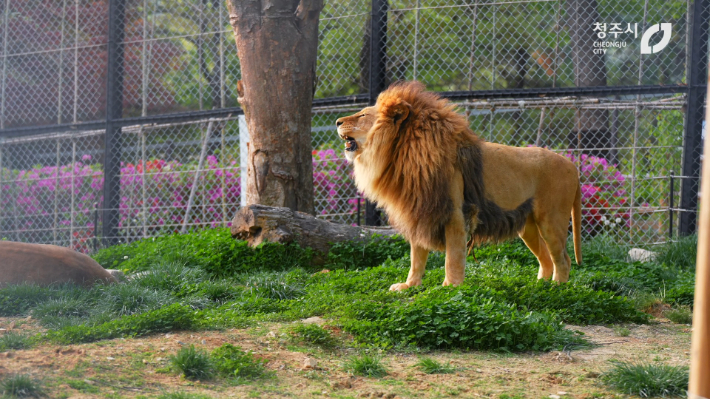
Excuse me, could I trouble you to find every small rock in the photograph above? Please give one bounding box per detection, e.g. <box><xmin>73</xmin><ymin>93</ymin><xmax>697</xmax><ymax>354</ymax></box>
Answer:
<box><xmin>475</xmin><ymin>369</ymin><xmax>483</xmax><ymax>373</ymax></box>
<box><xmin>557</xmin><ymin>392</ymin><xmax>568</xmax><ymax>396</ymax></box>
<box><xmin>549</xmin><ymin>395</ymin><xmax>561</xmax><ymax>399</ymax></box>
<box><xmin>106</xmin><ymin>357</ymin><xmax>115</xmax><ymax>361</ymax></box>
<box><xmin>628</xmin><ymin>248</ymin><xmax>657</xmax><ymax>263</ymax></box>
<box><xmin>303</xmin><ymin>357</ymin><xmax>317</xmax><ymax>370</ymax></box>
<box><xmin>266</xmin><ymin>331</ymin><xmax>277</xmax><ymax>338</ymax></box>
<box><xmin>201</xmin><ymin>340</ymin><xmax>206</xmax><ymax>345</ymax></box>
<box><xmin>142</xmin><ymin>359</ymin><xmax>148</xmax><ymax>364</ymax></box>
<box><xmin>177</xmin><ymin>341</ymin><xmax>187</xmax><ymax>346</ymax></box>
<box><xmin>160</xmin><ymin>347</ymin><xmax>165</xmax><ymax>352</ymax></box>
<box><xmin>83</xmin><ymin>379</ymin><xmax>94</xmax><ymax>385</ymax></box>
<box><xmin>301</xmin><ymin>316</ymin><xmax>325</xmax><ymax>325</ymax></box>
<box><xmin>164</xmin><ymin>333</ymin><xmax>173</xmax><ymax>338</ymax></box>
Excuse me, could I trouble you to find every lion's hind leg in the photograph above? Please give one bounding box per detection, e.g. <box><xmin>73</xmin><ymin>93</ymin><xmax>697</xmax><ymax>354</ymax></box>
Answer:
<box><xmin>518</xmin><ymin>214</ymin><xmax>554</xmax><ymax>280</ymax></box>
<box><xmin>536</xmin><ymin>213</ymin><xmax>572</xmax><ymax>283</ymax></box>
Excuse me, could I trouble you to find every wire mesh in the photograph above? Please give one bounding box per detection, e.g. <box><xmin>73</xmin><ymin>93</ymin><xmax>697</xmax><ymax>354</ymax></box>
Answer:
<box><xmin>0</xmin><ymin>0</ymin><xmax>706</xmax><ymax>253</ymax></box>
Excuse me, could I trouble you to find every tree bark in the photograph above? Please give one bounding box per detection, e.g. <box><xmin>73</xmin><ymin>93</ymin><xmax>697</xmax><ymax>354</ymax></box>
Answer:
<box><xmin>227</xmin><ymin>0</ymin><xmax>323</xmax><ymax>214</ymax></box>
<box><xmin>231</xmin><ymin>205</ymin><xmax>398</xmax><ymax>254</ymax></box>
<box><xmin>565</xmin><ymin>0</ymin><xmax>612</xmax><ymax>159</ymax></box>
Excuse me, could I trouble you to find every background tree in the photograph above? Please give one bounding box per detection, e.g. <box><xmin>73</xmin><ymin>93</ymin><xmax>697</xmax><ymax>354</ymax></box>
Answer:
<box><xmin>227</xmin><ymin>0</ymin><xmax>323</xmax><ymax>214</ymax></box>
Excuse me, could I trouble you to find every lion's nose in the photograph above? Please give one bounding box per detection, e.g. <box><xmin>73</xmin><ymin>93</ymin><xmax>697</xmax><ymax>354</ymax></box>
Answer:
<box><xmin>336</xmin><ymin>120</ymin><xmax>343</xmax><ymax>127</ymax></box>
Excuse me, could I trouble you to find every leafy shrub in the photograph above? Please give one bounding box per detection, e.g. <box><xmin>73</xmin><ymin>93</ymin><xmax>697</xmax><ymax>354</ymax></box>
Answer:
<box><xmin>0</xmin><ymin>332</ymin><xmax>31</xmax><ymax>351</ymax></box>
<box><xmin>602</xmin><ymin>361</ymin><xmax>688</xmax><ymax>397</ymax></box>
<box><xmin>343</xmin><ymin>288</ymin><xmax>580</xmax><ymax>351</ymax></box>
<box><xmin>45</xmin><ymin>303</ymin><xmax>196</xmax><ymax>344</ymax></box>
<box><xmin>170</xmin><ymin>345</ymin><xmax>214</xmax><ymax>380</ymax></box>
<box><xmin>210</xmin><ymin>343</ymin><xmax>267</xmax><ymax>379</ymax></box>
<box><xmin>416</xmin><ymin>357</ymin><xmax>455</xmax><ymax>374</ymax></box>
<box><xmin>344</xmin><ymin>354</ymin><xmax>387</xmax><ymax>377</ymax></box>
<box><xmin>286</xmin><ymin>323</ymin><xmax>337</xmax><ymax>348</ymax></box>
<box><xmin>0</xmin><ymin>374</ymin><xmax>43</xmax><ymax>397</ymax></box>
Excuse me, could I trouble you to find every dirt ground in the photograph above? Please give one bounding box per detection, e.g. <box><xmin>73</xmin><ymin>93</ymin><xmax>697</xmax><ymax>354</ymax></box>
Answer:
<box><xmin>0</xmin><ymin>317</ymin><xmax>691</xmax><ymax>399</ymax></box>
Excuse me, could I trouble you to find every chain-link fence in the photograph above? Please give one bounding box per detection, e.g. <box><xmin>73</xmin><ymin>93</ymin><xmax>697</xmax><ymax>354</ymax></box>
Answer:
<box><xmin>0</xmin><ymin>0</ymin><xmax>707</xmax><ymax>252</ymax></box>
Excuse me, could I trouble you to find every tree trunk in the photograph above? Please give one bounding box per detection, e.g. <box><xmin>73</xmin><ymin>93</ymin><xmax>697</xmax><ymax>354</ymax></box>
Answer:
<box><xmin>231</xmin><ymin>204</ymin><xmax>398</xmax><ymax>254</ymax></box>
<box><xmin>226</xmin><ymin>0</ymin><xmax>323</xmax><ymax>214</ymax></box>
<box><xmin>565</xmin><ymin>0</ymin><xmax>612</xmax><ymax>159</ymax></box>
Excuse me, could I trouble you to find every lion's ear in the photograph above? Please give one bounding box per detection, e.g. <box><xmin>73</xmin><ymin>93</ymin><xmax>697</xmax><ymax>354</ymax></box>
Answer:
<box><xmin>390</xmin><ymin>101</ymin><xmax>411</xmax><ymax>131</ymax></box>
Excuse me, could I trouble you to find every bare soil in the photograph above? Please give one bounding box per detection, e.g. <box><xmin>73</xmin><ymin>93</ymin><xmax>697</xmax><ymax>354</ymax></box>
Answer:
<box><xmin>0</xmin><ymin>317</ymin><xmax>691</xmax><ymax>399</ymax></box>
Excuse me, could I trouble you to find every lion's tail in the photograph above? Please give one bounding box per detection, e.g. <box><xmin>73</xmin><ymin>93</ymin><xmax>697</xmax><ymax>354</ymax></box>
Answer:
<box><xmin>572</xmin><ymin>183</ymin><xmax>582</xmax><ymax>265</ymax></box>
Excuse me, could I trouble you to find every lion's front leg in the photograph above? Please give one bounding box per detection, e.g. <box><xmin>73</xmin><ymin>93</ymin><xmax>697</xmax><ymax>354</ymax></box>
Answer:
<box><xmin>390</xmin><ymin>243</ymin><xmax>429</xmax><ymax>291</ymax></box>
<box><xmin>442</xmin><ymin>209</ymin><xmax>467</xmax><ymax>287</ymax></box>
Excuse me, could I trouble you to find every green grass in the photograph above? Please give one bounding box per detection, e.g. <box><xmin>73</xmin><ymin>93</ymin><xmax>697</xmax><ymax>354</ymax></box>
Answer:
<box><xmin>210</xmin><ymin>343</ymin><xmax>268</xmax><ymax>380</ymax></box>
<box><xmin>170</xmin><ymin>345</ymin><xmax>214</xmax><ymax>381</ymax></box>
<box><xmin>655</xmin><ymin>235</ymin><xmax>697</xmax><ymax>269</ymax></box>
<box><xmin>416</xmin><ymin>357</ymin><xmax>456</xmax><ymax>374</ymax></box>
<box><xmin>602</xmin><ymin>361</ymin><xmax>688</xmax><ymax>397</ymax></box>
<box><xmin>665</xmin><ymin>307</ymin><xmax>693</xmax><ymax>324</ymax></box>
<box><xmin>344</xmin><ymin>354</ymin><xmax>388</xmax><ymax>378</ymax></box>
<box><xmin>0</xmin><ymin>374</ymin><xmax>43</xmax><ymax>397</ymax></box>
<box><xmin>0</xmin><ymin>332</ymin><xmax>31</xmax><ymax>351</ymax></box>
<box><xmin>613</xmin><ymin>327</ymin><xmax>631</xmax><ymax>337</ymax></box>
<box><xmin>286</xmin><ymin>323</ymin><xmax>337</xmax><ymax>348</ymax></box>
<box><xmin>0</xmin><ymin>232</ymin><xmax>698</xmax><ymax>352</ymax></box>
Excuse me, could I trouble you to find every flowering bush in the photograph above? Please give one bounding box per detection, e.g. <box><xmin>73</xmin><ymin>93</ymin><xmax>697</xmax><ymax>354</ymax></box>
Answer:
<box><xmin>563</xmin><ymin>152</ymin><xmax>629</xmax><ymax>235</ymax></box>
<box><xmin>0</xmin><ymin>151</ymin><xmax>362</xmax><ymax>252</ymax></box>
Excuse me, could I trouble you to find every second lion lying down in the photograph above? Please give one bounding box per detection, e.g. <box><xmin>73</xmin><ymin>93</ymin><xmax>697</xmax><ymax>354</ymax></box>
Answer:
<box><xmin>335</xmin><ymin>81</ymin><xmax>582</xmax><ymax>291</ymax></box>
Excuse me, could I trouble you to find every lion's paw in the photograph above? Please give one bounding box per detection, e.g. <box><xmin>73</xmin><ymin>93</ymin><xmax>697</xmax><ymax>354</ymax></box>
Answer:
<box><xmin>389</xmin><ymin>282</ymin><xmax>410</xmax><ymax>291</ymax></box>
<box><xmin>442</xmin><ymin>279</ymin><xmax>463</xmax><ymax>287</ymax></box>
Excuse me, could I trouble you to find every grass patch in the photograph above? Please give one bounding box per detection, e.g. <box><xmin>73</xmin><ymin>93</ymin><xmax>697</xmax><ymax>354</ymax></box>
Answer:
<box><xmin>655</xmin><ymin>235</ymin><xmax>697</xmax><ymax>269</ymax></box>
<box><xmin>602</xmin><ymin>361</ymin><xmax>688</xmax><ymax>397</ymax></box>
<box><xmin>613</xmin><ymin>327</ymin><xmax>630</xmax><ymax>337</ymax></box>
<box><xmin>170</xmin><ymin>345</ymin><xmax>214</xmax><ymax>381</ymax></box>
<box><xmin>44</xmin><ymin>303</ymin><xmax>196</xmax><ymax>344</ymax></box>
<box><xmin>416</xmin><ymin>357</ymin><xmax>455</xmax><ymax>374</ymax></box>
<box><xmin>344</xmin><ymin>354</ymin><xmax>387</xmax><ymax>378</ymax></box>
<box><xmin>211</xmin><ymin>343</ymin><xmax>268</xmax><ymax>380</ymax></box>
<box><xmin>0</xmin><ymin>332</ymin><xmax>31</xmax><ymax>351</ymax></box>
<box><xmin>0</xmin><ymin>374</ymin><xmax>43</xmax><ymax>397</ymax></box>
<box><xmin>156</xmin><ymin>392</ymin><xmax>214</xmax><ymax>399</ymax></box>
<box><xmin>286</xmin><ymin>324</ymin><xmax>337</xmax><ymax>348</ymax></box>
<box><xmin>665</xmin><ymin>307</ymin><xmax>693</xmax><ymax>324</ymax></box>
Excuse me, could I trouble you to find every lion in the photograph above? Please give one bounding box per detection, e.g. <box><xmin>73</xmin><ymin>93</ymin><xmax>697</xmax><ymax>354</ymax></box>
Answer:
<box><xmin>335</xmin><ymin>81</ymin><xmax>582</xmax><ymax>291</ymax></box>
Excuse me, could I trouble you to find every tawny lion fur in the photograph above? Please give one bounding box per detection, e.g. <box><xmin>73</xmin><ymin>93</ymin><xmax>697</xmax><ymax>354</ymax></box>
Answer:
<box><xmin>336</xmin><ymin>81</ymin><xmax>582</xmax><ymax>291</ymax></box>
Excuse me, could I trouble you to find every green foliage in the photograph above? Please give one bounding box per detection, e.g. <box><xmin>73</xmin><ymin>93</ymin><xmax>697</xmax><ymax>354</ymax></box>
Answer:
<box><xmin>0</xmin><ymin>374</ymin><xmax>42</xmax><ymax>397</ymax></box>
<box><xmin>170</xmin><ymin>345</ymin><xmax>214</xmax><ymax>381</ymax></box>
<box><xmin>286</xmin><ymin>323</ymin><xmax>337</xmax><ymax>348</ymax></box>
<box><xmin>0</xmin><ymin>284</ymin><xmax>54</xmax><ymax>316</ymax></box>
<box><xmin>665</xmin><ymin>307</ymin><xmax>692</xmax><ymax>324</ymax></box>
<box><xmin>0</xmin><ymin>332</ymin><xmax>31</xmax><ymax>352</ymax></box>
<box><xmin>44</xmin><ymin>303</ymin><xmax>196</xmax><ymax>344</ymax></box>
<box><xmin>327</xmin><ymin>235</ymin><xmax>409</xmax><ymax>270</ymax></box>
<box><xmin>343</xmin><ymin>287</ymin><xmax>581</xmax><ymax>351</ymax></box>
<box><xmin>416</xmin><ymin>357</ymin><xmax>455</xmax><ymax>374</ymax></box>
<box><xmin>210</xmin><ymin>343</ymin><xmax>268</xmax><ymax>380</ymax></box>
<box><xmin>92</xmin><ymin>228</ymin><xmax>315</xmax><ymax>277</ymax></box>
<box><xmin>93</xmin><ymin>283</ymin><xmax>175</xmax><ymax>317</ymax></box>
<box><xmin>602</xmin><ymin>361</ymin><xmax>688</xmax><ymax>398</ymax></box>
<box><xmin>244</xmin><ymin>272</ymin><xmax>305</xmax><ymax>300</ymax></box>
<box><xmin>344</xmin><ymin>354</ymin><xmax>388</xmax><ymax>378</ymax></box>
<box><xmin>655</xmin><ymin>235</ymin><xmax>697</xmax><ymax>269</ymax></box>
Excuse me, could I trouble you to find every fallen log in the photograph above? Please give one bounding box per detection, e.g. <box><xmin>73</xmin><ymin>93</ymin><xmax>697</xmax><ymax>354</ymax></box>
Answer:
<box><xmin>230</xmin><ymin>205</ymin><xmax>398</xmax><ymax>255</ymax></box>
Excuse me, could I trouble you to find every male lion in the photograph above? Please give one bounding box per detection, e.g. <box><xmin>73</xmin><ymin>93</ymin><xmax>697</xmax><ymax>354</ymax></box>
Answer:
<box><xmin>335</xmin><ymin>81</ymin><xmax>582</xmax><ymax>291</ymax></box>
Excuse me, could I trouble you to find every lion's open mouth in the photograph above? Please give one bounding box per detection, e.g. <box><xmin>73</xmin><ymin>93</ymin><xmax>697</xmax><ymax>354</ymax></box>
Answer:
<box><xmin>344</xmin><ymin>137</ymin><xmax>358</xmax><ymax>152</ymax></box>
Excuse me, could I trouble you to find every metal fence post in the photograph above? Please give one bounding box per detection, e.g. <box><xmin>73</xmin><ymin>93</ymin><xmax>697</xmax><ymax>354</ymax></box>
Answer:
<box><xmin>102</xmin><ymin>0</ymin><xmax>126</xmax><ymax>246</ymax></box>
<box><xmin>680</xmin><ymin>0</ymin><xmax>710</xmax><ymax>236</ymax></box>
<box><xmin>365</xmin><ymin>0</ymin><xmax>388</xmax><ymax>226</ymax></box>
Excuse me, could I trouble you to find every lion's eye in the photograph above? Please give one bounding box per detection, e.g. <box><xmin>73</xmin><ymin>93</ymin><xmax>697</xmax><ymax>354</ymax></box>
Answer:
<box><xmin>358</xmin><ymin>114</ymin><xmax>365</xmax><ymax>118</ymax></box>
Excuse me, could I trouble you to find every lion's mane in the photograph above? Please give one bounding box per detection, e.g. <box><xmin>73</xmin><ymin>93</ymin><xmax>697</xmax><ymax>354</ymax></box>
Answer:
<box><xmin>354</xmin><ymin>81</ymin><xmax>533</xmax><ymax>250</ymax></box>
